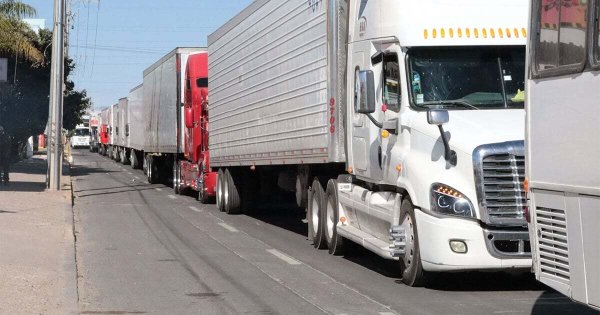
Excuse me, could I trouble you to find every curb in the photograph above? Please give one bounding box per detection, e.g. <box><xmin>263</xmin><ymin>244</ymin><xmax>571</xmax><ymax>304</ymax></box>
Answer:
<box><xmin>61</xmin><ymin>161</ymin><xmax>79</xmax><ymax>315</ymax></box>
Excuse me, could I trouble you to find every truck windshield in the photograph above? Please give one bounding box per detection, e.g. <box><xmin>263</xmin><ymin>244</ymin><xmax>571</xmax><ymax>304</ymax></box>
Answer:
<box><xmin>73</xmin><ymin>129</ymin><xmax>90</xmax><ymax>137</ymax></box>
<box><xmin>408</xmin><ymin>46</ymin><xmax>525</xmax><ymax>110</ymax></box>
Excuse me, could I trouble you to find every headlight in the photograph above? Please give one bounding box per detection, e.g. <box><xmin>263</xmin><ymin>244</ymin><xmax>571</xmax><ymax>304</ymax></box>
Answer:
<box><xmin>430</xmin><ymin>183</ymin><xmax>475</xmax><ymax>218</ymax></box>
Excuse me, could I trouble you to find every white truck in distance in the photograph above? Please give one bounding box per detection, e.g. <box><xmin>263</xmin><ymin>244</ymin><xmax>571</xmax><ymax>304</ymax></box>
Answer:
<box><xmin>208</xmin><ymin>0</ymin><xmax>531</xmax><ymax>286</ymax></box>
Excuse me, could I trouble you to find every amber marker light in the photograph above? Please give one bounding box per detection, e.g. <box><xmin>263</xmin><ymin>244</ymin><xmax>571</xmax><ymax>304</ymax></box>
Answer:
<box><xmin>381</xmin><ymin>130</ymin><xmax>390</xmax><ymax>139</ymax></box>
<box><xmin>340</xmin><ymin>216</ymin><xmax>347</xmax><ymax>224</ymax></box>
<box><xmin>395</xmin><ymin>164</ymin><xmax>402</xmax><ymax>172</ymax></box>
<box><xmin>347</xmin><ymin>167</ymin><xmax>353</xmax><ymax>174</ymax></box>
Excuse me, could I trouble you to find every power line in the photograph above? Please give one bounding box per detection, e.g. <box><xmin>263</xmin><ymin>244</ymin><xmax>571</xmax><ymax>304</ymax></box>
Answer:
<box><xmin>82</xmin><ymin>0</ymin><xmax>90</xmax><ymax>75</ymax></box>
<box><xmin>90</xmin><ymin>0</ymin><xmax>100</xmax><ymax>76</ymax></box>
<box><xmin>70</xmin><ymin>44</ymin><xmax>164</xmax><ymax>54</ymax></box>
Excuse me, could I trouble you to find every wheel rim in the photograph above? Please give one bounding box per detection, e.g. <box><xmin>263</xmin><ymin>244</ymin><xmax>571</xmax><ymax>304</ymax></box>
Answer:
<box><xmin>326</xmin><ymin>197</ymin><xmax>335</xmax><ymax>240</ymax></box>
<box><xmin>402</xmin><ymin>214</ymin><xmax>416</xmax><ymax>269</ymax></box>
<box><xmin>311</xmin><ymin>196</ymin><xmax>319</xmax><ymax>236</ymax></box>
<box><xmin>224</xmin><ymin>174</ymin><xmax>230</xmax><ymax>210</ymax></box>
<box><xmin>173</xmin><ymin>164</ymin><xmax>177</xmax><ymax>188</ymax></box>
<box><xmin>216</xmin><ymin>174</ymin><xmax>223</xmax><ymax>209</ymax></box>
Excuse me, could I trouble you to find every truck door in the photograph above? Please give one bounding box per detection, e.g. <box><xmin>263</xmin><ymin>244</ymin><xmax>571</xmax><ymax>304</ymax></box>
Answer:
<box><xmin>350</xmin><ymin>50</ymin><xmax>383</xmax><ymax>182</ymax></box>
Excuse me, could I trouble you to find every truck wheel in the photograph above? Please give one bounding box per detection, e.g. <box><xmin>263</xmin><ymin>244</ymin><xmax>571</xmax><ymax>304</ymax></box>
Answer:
<box><xmin>147</xmin><ymin>156</ymin><xmax>157</xmax><ymax>184</ymax></box>
<box><xmin>325</xmin><ymin>179</ymin><xmax>345</xmax><ymax>255</ymax></box>
<box><xmin>216</xmin><ymin>169</ymin><xmax>225</xmax><ymax>212</ymax></box>
<box><xmin>197</xmin><ymin>171</ymin><xmax>211</xmax><ymax>204</ymax></box>
<box><xmin>173</xmin><ymin>162</ymin><xmax>181</xmax><ymax>194</ymax></box>
<box><xmin>224</xmin><ymin>169</ymin><xmax>241</xmax><ymax>214</ymax></box>
<box><xmin>131</xmin><ymin>150</ymin><xmax>138</xmax><ymax>169</ymax></box>
<box><xmin>400</xmin><ymin>198</ymin><xmax>428</xmax><ymax>287</ymax></box>
<box><xmin>308</xmin><ymin>178</ymin><xmax>327</xmax><ymax>249</ymax></box>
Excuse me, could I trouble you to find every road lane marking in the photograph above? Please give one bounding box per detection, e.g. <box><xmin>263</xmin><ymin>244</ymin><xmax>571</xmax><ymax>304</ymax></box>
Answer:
<box><xmin>155</xmin><ymin>188</ymin><xmax>163</xmax><ymax>192</ymax></box>
<box><xmin>218</xmin><ymin>222</ymin><xmax>239</xmax><ymax>233</ymax></box>
<box><xmin>189</xmin><ymin>206</ymin><xmax>203</xmax><ymax>213</ymax></box>
<box><xmin>168</xmin><ymin>194</ymin><xmax>176</xmax><ymax>200</ymax></box>
<box><xmin>379</xmin><ymin>312</ymin><xmax>398</xmax><ymax>315</ymax></box>
<box><xmin>266</xmin><ymin>249</ymin><xmax>301</xmax><ymax>265</ymax></box>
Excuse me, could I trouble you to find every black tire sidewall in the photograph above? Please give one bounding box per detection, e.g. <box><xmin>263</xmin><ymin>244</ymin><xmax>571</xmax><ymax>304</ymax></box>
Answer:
<box><xmin>326</xmin><ymin>179</ymin><xmax>344</xmax><ymax>255</ymax></box>
<box><xmin>308</xmin><ymin>178</ymin><xmax>327</xmax><ymax>249</ymax></box>
<box><xmin>400</xmin><ymin>198</ymin><xmax>427</xmax><ymax>287</ymax></box>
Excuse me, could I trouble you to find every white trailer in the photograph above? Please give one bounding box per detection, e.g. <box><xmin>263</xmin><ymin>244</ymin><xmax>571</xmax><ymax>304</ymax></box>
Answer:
<box><xmin>209</xmin><ymin>0</ymin><xmax>531</xmax><ymax>286</ymax></box>
<box><xmin>110</xmin><ymin>102</ymin><xmax>119</xmax><ymax>160</ymax></box>
<box><xmin>127</xmin><ymin>84</ymin><xmax>144</xmax><ymax>169</ymax></box>
<box><xmin>526</xmin><ymin>0</ymin><xmax>599</xmax><ymax>310</ymax></box>
<box><xmin>116</xmin><ymin>97</ymin><xmax>129</xmax><ymax>164</ymax></box>
<box><xmin>142</xmin><ymin>47</ymin><xmax>206</xmax><ymax>183</ymax></box>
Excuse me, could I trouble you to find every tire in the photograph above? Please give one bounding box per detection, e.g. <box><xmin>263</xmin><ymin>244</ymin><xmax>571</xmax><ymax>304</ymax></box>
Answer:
<box><xmin>120</xmin><ymin>149</ymin><xmax>127</xmax><ymax>164</ymax></box>
<box><xmin>147</xmin><ymin>156</ymin><xmax>157</xmax><ymax>184</ymax></box>
<box><xmin>197</xmin><ymin>171</ymin><xmax>211</xmax><ymax>204</ymax></box>
<box><xmin>216</xmin><ymin>169</ymin><xmax>225</xmax><ymax>212</ymax></box>
<box><xmin>308</xmin><ymin>178</ymin><xmax>327</xmax><ymax>249</ymax></box>
<box><xmin>173</xmin><ymin>162</ymin><xmax>181</xmax><ymax>194</ymax></box>
<box><xmin>224</xmin><ymin>169</ymin><xmax>241</xmax><ymax>214</ymax></box>
<box><xmin>399</xmin><ymin>198</ymin><xmax>428</xmax><ymax>287</ymax></box>
<box><xmin>325</xmin><ymin>179</ymin><xmax>346</xmax><ymax>255</ymax></box>
<box><xmin>131</xmin><ymin>150</ymin><xmax>138</xmax><ymax>169</ymax></box>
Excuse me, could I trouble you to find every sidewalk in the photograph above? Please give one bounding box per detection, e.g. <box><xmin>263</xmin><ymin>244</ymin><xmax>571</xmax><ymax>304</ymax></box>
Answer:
<box><xmin>0</xmin><ymin>155</ymin><xmax>78</xmax><ymax>314</ymax></box>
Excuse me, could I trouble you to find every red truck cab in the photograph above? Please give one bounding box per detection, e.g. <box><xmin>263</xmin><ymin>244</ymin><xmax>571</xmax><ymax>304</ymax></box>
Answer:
<box><xmin>177</xmin><ymin>52</ymin><xmax>216</xmax><ymax>202</ymax></box>
<box><xmin>99</xmin><ymin>124</ymin><xmax>110</xmax><ymax>155</ymax></box>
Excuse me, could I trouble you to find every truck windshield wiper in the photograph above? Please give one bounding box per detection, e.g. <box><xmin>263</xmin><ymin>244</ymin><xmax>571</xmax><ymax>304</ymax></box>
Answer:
<box><xmin>421</xmin><ymin>100</ymin><xmax>480</xmax><ymax>110</ymax></box>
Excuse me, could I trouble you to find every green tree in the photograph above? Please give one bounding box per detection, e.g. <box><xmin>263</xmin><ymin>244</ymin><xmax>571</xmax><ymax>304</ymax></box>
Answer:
<box><xmin>0</xmin><ymin>0</ymin><xmax>43</xmax><ymax>63</ymax></box>
<box><xmin>1</xmin><ymin>27</ymin><xmax>92</xmax><ymax>154</ymax></box>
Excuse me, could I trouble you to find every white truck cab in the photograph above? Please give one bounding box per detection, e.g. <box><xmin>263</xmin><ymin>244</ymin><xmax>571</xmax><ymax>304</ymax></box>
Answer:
<box><xmin>70</xmin><ymin>125</ymin><xmax>91</xmax><ymax>149</ymax></box>
<box><xmin>336</xmin><ymin>0</ymin><xmax>531</xmax><ymax>285</ymax></box>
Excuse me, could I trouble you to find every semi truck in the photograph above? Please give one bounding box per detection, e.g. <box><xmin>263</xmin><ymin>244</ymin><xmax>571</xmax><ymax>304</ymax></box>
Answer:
<box><xmin>127</xmin><ymin>85</ymin><xmax>145</xmax><ymax>169</ymax></box>
<box><xmin>98</xmin><ymin>107</ymin><xmax>111</xmax><ymax>156</ymax></box>
<box><xmin>208</xmin><ymin>0</ymin><xmax>531</xmax><ymax>286</ymax></box>
<box><xmin>110</xmin><ymin>102</ymin><xmax>120</xmax><ymax>160</ymax></box>
<box><xmin>89</xmin><ymin>114</ymin><xmax>100</xmax><ymax>152</ymax></box>
<box><xmin>142</xmin><ymin>48</ymin><xmax>207</xmax><ymax>185</ymax></box>
<box><xmin>175</xmin><ymin>52</ymin><xmax>217</xmax><ymax>202</ymax></box>
<box><xmin>526</xmin><ymin>0</ymin><xmax>599</xmax><ymax>309</ymax></box>
<box><xmin>115</xmin><ymin>97</ymin><xmax>129</xmax><ymax>164</ymax></box>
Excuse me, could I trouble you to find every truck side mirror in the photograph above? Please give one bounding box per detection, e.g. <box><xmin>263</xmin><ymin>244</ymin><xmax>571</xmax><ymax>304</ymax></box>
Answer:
<box><xmin>185</xmin><ymin>107</ymin><xmax>194</xmax><ymax>129</ymax></box>
<box><xmin>427</xmin><ymin>109</ymin><xmax>449</xmax><ymax>125</ymax></box>
<box><xmin>427</xmin><ymin>109</ymin><xmax>456</xmax><ymax>166</ymax></box>
<box><xmin>355</xmin><ymin>70</ymin><xmax>376</xmax><ymax>114</ymax></box>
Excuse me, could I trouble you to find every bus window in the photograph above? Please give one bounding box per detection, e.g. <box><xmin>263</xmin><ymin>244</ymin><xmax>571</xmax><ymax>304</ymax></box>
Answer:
<box><xmin>535</xmin><ymin>0</ymin><xmax>588</xmax><ymax>73</ymax></box>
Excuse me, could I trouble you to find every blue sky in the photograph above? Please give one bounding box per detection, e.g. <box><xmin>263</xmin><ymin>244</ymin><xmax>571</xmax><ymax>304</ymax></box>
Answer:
<box><xmin>26</xmin><ymin>0</ymin><xmax>252</xmax><ymax>111</ymax></box>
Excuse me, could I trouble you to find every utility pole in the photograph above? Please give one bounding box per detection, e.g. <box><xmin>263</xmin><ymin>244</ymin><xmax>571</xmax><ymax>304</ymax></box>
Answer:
<box><xmin>48</xmin><ymin>0</ymin><xmax>65</xmax><ymax>191</ymax></box>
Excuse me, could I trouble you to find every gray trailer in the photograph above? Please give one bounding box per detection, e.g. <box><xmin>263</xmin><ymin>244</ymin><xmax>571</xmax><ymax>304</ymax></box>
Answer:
<box><xmin>110</xmin><ymin>102</ymin><xmax>119</xmax><ymax>160</ymax></box>
<box><xmin>208</xmin><ymin>0</ymin><xmax>348</xmax><ymax>213</ymax></box>
<box><xmin>142</xmin><ymin>47</ymin><xmax>206</xmax><ymax>183</ymax></box>
<box><xmin>116</xmin><ymin>97</ymin><xmax>129</xmax><ymax>164</ymax></box>
<box><xmin>127</xmin><ymin>84</ymin><xmax>144</xmax><ymax>169</ymax></box>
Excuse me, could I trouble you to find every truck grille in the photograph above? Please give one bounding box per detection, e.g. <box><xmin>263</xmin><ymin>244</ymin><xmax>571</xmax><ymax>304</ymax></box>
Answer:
<box><xmin>474</xmin><ymin>141</ymin><xmax>527</xmax><ymax>226</ymax></box>
<box><xmin>536</xmin><ymin>207</ymin><xmax>570</xmax><ymax>281</ymax></box>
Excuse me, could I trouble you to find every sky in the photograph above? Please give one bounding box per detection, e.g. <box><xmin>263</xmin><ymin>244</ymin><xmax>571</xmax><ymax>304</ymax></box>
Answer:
<box><xmin>26</xmin><ymin>0</ymin><xmax>253</xmax><ymax>111</ymax></box>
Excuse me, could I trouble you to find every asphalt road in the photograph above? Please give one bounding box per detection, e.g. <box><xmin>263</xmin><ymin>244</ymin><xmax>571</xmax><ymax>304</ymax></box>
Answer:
<box><xmin>71</xmin><ymin>150</ymin><xmax>598</xmax><ymax>315</ymax></box>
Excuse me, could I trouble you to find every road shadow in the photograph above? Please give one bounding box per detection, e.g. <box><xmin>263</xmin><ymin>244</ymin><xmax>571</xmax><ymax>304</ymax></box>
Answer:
<box><xmin>70</xmin><ymin>164</ymin><xmax>120</xmax><ymax>177</ymax></box>
<box><xmin>530</xmin><ymin>290</ymin><xmax>599</xmax><ymax>314</ymax></box>
<box><xmin>76</xmin><ymin>186</ymin><xmax>161</xmax><ymax>198</ymax></box>
<box><xmin>74</xmin><ymin>183</ymin><xmax>156</xmax><ymax>193</ymax></box>
<box><xmin>244</xmin><ymin>197</ymin><xmax>307</xmax><ymax>237</ymax></box>
<box><xmin>0</xmin><ymin>181</ymin><xmax>46</xmax><ymax>192</ymax></box>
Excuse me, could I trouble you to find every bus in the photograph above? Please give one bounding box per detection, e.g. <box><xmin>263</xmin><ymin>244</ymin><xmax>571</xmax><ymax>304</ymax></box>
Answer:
<box><xmin>526</xmin><ymin>0</ymin><xmax>599</xmax><ymax>310</ymax></box>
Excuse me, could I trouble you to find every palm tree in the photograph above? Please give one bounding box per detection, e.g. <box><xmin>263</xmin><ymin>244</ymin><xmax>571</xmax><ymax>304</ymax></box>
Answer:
<box><xmin>0</xmin><ymin>0</ymin><xmax>43</xmax><ymax>64</ymax></box>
